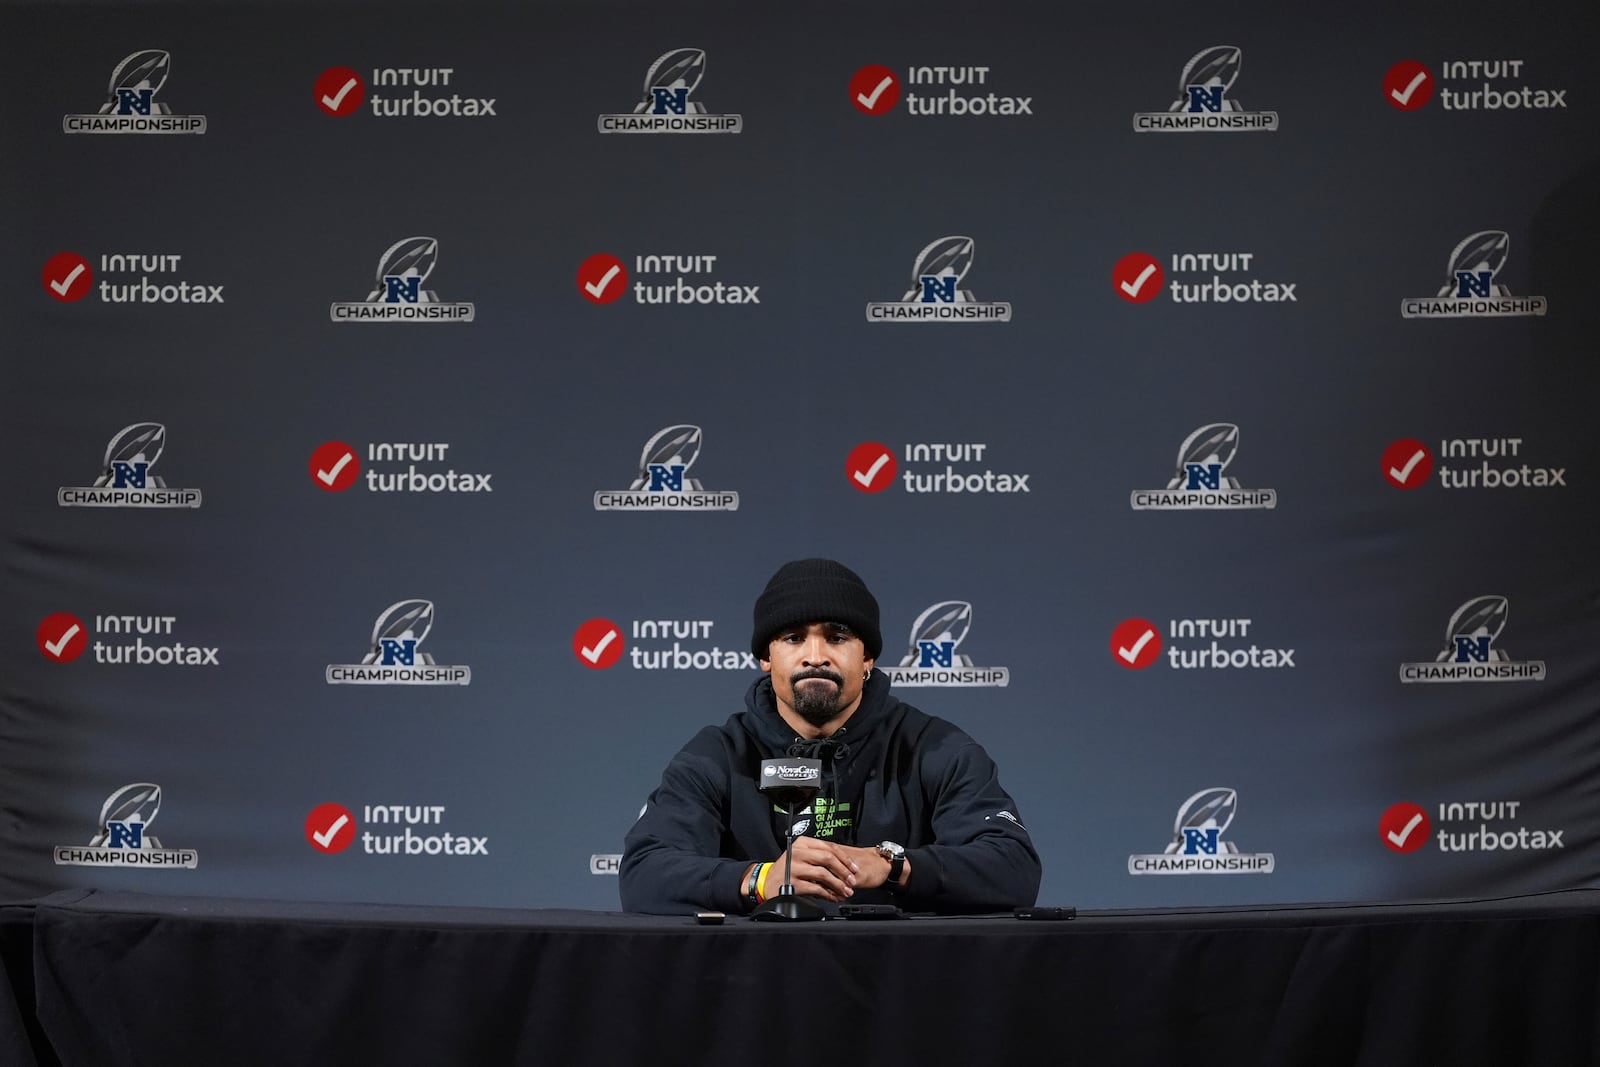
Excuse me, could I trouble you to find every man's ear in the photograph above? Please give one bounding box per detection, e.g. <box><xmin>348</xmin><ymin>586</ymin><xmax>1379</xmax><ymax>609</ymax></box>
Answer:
<box><xmin>864</xmin><ymin>656</ymin><xmax>876</xmax><ymax>673</ymax></box>
<box><xmin>759</xmin><ymin>657</ymin><xmax>773</xmax><ymax>675</ymax></box>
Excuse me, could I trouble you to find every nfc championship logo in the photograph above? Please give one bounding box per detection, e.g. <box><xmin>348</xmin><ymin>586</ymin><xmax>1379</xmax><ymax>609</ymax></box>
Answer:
<box><xmin>866</xmin><ymin>236</ymin><xmax>1012</xmax><ymax>323</ymax></box>
<box><xmin>1399</xmin><ymin>595</ymin><xmax>1546</xmax><ymax>683</ymax></box>
<box><xmin>326</xmin><ymin>599</ymin><xmax>472</xmax><ymax>685</ymax></box>
<box><xmin>1131</xmin><ymin>423</ymin><xmax>1277</xmax><ymax>510</ymax></box>
<box><xmin>882</xmin><ymin>601</ymin><xmax>1009</xmax><ymax>687</ymax></box>
<box><xmin>1133</xmin><ymin>46</ymin><xmax>1278</xmax><ymax>132</ymax></box>
<box><xmin>594</xmin><ymin>424</ymin><xmax>740</xmax><ymax>511</ymax></box>
<box><xmin>58</xmin><ymin>422</ymin><xmax>202</xmax><ymax>509</ymax></box>
<box><xmin>598</xmin><ymin>47</ymin><xmax>742</xmax><ymax>134</ymax></box>
<box><xmin>1128</xmin><ymin>788</ymin><xmax>1274</xmax><ymax>874</ymax></box>
<box><xmin>329</xmin><ymin>237</ymin><xmax>476</xmax><ymax>323</ymax></box>
<box><xmin>64</xmin><ymin>49</ymin><xmax>207</xmax><ymax>134</ymax></box>
<box><xmin>1401</xmin><ymin>230</ymin><xmax>1547</xmax><ymax>319</ymax></box>
<box><xmin>54</xmin><ymin>783</ymin><xmax>198</xmax><ymax>869</ymax></box>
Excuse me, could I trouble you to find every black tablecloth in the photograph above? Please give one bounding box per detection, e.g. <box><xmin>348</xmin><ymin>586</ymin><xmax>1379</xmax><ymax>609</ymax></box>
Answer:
<box><xmin>4</xmin><ymin>888</ymin><xmax>1599</xmax><ymax>1066</ymax></box>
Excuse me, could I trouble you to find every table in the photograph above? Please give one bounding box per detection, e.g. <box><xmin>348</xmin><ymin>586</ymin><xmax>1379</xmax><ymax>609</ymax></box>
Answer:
<box><xmin>4</xmin><ymin>888</ymin><xmax>1598</xmax><ymax>1066</ymax></box>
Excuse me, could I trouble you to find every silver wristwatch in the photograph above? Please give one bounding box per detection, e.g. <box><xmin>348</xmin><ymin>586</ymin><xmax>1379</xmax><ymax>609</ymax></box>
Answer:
<box><xmin>876</xmin><ymin>841</ymin><xmax>906</xmax><ymax>887</ymax></box>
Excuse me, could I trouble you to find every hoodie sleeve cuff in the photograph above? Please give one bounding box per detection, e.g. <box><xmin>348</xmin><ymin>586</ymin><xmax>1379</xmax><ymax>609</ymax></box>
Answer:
<box><xmin>902</xmin><ymin>847</ymin><xmax>942</xmax><ymax>897</ymax></box>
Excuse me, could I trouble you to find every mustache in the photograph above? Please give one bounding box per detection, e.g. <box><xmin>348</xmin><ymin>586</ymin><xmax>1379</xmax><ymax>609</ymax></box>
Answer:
<box><xmin>790</xmin><ymin>668</ymin><xmax>844</xmax><ymax>686</ymax></box>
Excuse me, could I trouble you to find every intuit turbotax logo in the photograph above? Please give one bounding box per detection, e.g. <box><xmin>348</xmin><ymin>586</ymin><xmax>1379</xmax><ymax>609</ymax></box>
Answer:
<box><xmin>1399</xmin><ymin>595</ymin><xmax>1545</xmax><ymax>684</ymax></box>
<box><xmin>1401</xmin><ymin>230</ymin><xmax>1546</xmax><ymax>319</ymax></box>
<box><xmin>329</xmin><ymin>237</ymin><xmax>475</xmax><ymax>322</ymax></box>
<box><xmin>865</xmin><ymin>236</ymin><xmax>1011</xmax><ymax>323</ymax></box>
<box><xmin>312</xmin><ymin>64</ymin><xmax>497</xmax><ymax>119</ymax></box>
<box><xmin>1110</xmin><ymin>615</ymin><xmax>1294</xmax><ymax>671</ymax></box>
<box><xmin>1380</xmin><ymin>800</ymin><xmax>1564</xmax><ymax>856</ymax></box>
<box><xmin>844</xmin><ymin>441</ymin><xmax>1030</xmax><ymax>495</ymax></box>
<box><xmin>58</xmin><ymin>422</ymin><xmax>201</xmax><ymax>509</ymax></box>
<box><xmin>1111</xmin><ymin>250</ymin><xmax>1295</xmax><ymax>306</ymax></box>
<box><xmin>593</xmin><ymin>424</ymin><xmax>739</xmax><ymax>511</ymax></box>
<box><xmin>1132</xmin><ymin>45</ymin><xmax>1279</xmax><ymax>132</ymax></box>
<box><xmin>325</xmin><ymin>599</ymin><xmax>471</xmax><ymax>686</ymax></box>
<box><xmin>37</xmin><ymin>612</ymin><xmax>219</xmax><ymax>667</ymax></box>
<box><xmin>598</xmin><ymin>48</ymin><xmax>742</xmax><ymax>133</ymax></box>
<box><xmin>41</xmin><ymin>250</ymin><xmax>225</xmax><ymax>306</ymax></box>
<box><xmin>1382</xmin><ymin>58</ymin><xmax>1567</xmax><ymax>114</ymax></box>
<box><xmin>308</xmin><ymin>440</ymin><xmax>494</xmax><ymax>494</ymax></box>
<box><xmin>1128</xmin><ymin>788</ymin><xmax>1274</xmax><ymax>875</ymax></box>
<box><xmin>848</xmin><ymin>63</ymin><xmax>1032</xmax><ymax>118</ymax></box>
<box><xmin>54</xmin><ymin>783</ymin><xmax>198</xmax><ymax>869</ymax></box>
<box><xmin>1380</xmin><ymin>436</ymin><xmax>1567</xmax><ymax>492</ymax></box>
<box><xmin>1130</xmin><ymin>423</ymin><xmax>1277</xmax><ymax>510</ymax></box>
<box><xmin>572</xmin><ymin>617</ymin><xmax>759</xmax><ymax>672</ymax></box>
<box><xmin>304</xmin><ymin>802</ymin><xmax>489</xmax><ymax>857</ymax></box>
<box><xmin>882</xmin><ymin>601</ymin><xmax>1009</xmax><ymax>688</ymax></box>
<box><xmin>63</xmin><ymin>50</ymin><xmax>206</xmax><ymax>134</ymax></box>
<box><xmin>575</xmin><ymin>251</ymin><xmax>760</xmax><ymax>306</ymax></box>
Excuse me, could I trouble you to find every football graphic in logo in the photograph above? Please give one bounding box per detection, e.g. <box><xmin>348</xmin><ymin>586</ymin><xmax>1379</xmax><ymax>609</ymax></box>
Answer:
<box><xmin>370</xmin><ymin>599</ymin><xmax>435</xmax><ymax>647</ymax></box>
<box><xmin>108</xmin><ymin>49</ymin><xmax>171</xmax><ymax>96</ymax></box>
<box><xmin>1447</xmin><ymin>595</ymin><xmax>1509</xmax><ymax>644</ymax></box>
<box><xmin>91</xmin><ymin>782</ymin><xmax>163</xmax><ymax>846</ymax></box>
<box><xmin>643</xmin><ymin>48</ymin><xmax>707</xmax><ymax>97</ymax></box>
<box><xmin>1179</xmin><ymin>45</ymin><xmax>1242</xmax><ymax>94</ymax></box>
<box><xmin>103</xmin><ymin>422</ymin><xmax>166</xmax><ymax>469</ymax></box>
<box><xmin>1173</xmin><ymin>787</ymin><xmax>1237</xmax><ymax>837</ymax></box>
<box><xmin>1445</xmin><ymin>230</ymin><xmax>1511</xmax><ymax>287</ymax></box>
<box><xmin>637</xmin><ymin>424</ymin><xmax>703</xmax><ymax>477</ymax></box>
<box><xmin>910</xmin><ymin>236</ymin><xmax>976</xmax><ymax>287</ymax></box>
<box><xmin>1174</xmin><ymin>422</ymin><xmax>1240</xmax><ymax>476</ymax></box>
<box><xmin>375</xmin><ymin>237</ymin><xmax>439</xmax><ymax>287</ymax></box>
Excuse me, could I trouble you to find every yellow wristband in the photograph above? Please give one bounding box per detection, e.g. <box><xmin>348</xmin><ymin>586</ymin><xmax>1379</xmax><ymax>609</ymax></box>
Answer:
<box><xmin>756</xmin><ymin>862</ymin><xmax>772</xmax><ymax>902</ymax></box>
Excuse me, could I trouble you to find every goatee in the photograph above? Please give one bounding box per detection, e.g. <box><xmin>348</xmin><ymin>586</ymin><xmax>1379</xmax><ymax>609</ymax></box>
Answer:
<box><xmin>790</xmin><ymin>669</ymin><xmax>845</xmax><ymax>726</ymax></box>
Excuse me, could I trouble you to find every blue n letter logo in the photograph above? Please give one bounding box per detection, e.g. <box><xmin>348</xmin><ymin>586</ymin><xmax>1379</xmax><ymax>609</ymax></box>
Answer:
<box><xmin>1185</xmin><ymin>464</ymin><xmax>1222</xmax><ymax>491</ymax></box>
<box><xmin>107</xmin><ymin>821</ymin><xmax>144</xmax><ymax>848</ymax></box>
<box><xmin>917</xmin><ymin>641</ymin><xmax>955</xmax><ymax>668</ymax></box>
<box><xmin>1182</xmin><ymin>828</ymin><xmax>1219</xmax><ymax>855</ymax></box>
<box><xmin>919</xmin><ymin>276</ymin><xmax>956</xmax><ymax>303</ymax></box>
<box><xmin>648</xmin><ymin>465</ymin><xmax>685</xmax><ymax>492</ymax></box>
<box><xmin>651</xmin><ymin>87</ymin><xmax>688</xmax><ymax>115</ymax></box>
<box><xmin>1455</xmin><ymin>270</ymin><xmax>1492</xmax><ymax>298</ymax></box>
<box><xmin>380</xmin><ymin>638</ymin><xmax>418</xmax><ymax>666</ymax></box>
<box><xmin>1453</xmin><ymin>635</ymin><xmax>1491</xmax><ymax>663</ymax></box>
<box><xmin>116</xmin><ymin>88</ymin><xmax>154</xmax><ymax>115</ymax></box>
<box><xmin>111</xmin><ymin>462</ymin><xmax>149</xmax><ymax>489</ymax></box>
<box><xmin>1186</xmin><ymin>85</ymin><xmax>1224</xmax><ymax>113</ymax></box>
<box><xmin>384</xmin><ymin>276</ymin><xmax>421</xmax><ymax>303</ymax></box>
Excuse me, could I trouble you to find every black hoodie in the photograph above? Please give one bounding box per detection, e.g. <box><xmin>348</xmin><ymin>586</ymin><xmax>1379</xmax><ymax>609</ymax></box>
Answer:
<box><xmin>619</xmin><ymin>671</ymin><xmax>1041</xmax><ymax>915</ymax></box>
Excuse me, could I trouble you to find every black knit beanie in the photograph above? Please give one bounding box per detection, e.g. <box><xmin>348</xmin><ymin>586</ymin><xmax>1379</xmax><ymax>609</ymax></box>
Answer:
<box><xmin>750</xmin><ymin>559</ymin><xmax>882</xmax><ymax>660</ymax></box>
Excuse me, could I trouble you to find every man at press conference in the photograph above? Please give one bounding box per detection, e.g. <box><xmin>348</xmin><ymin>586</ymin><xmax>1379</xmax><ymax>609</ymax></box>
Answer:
<box><xmin>620</xmin><ymin>558</ymin><xmax>1041</xmax><ymax>915</ymax></box>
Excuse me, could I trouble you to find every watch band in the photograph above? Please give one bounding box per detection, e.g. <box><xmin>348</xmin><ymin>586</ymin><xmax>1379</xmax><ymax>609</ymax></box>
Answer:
<box><xmin>886</xmin><ymin>854</ymin><xmax>905</xmax><ymax>887</ymax></box>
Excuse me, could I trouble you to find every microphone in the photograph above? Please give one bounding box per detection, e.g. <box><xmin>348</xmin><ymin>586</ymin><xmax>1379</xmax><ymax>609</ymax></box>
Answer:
<box><xmin>749</xmin><ymin>758</ymin><xmax>827</xmax><ymax>922</ymax></box>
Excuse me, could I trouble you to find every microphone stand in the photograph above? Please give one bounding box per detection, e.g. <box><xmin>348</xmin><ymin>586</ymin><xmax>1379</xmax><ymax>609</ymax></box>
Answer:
<box><xmin>750</xmin><ymin>797</ymin><xmax>826</xmax><ymax>922</ymax></box>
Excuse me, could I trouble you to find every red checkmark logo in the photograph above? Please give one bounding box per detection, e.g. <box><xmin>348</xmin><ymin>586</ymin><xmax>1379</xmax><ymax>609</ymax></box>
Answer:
<box><xmin>1382</xmin><ymin>438</ymin><xmax>1433</xmax><ymax>490</ymax></box>
<box><xmin>1383</xmin><ymin>61</ymin><xmax>1434</xmax><ymax>111</ymax></box>
<box><xmin>306</xmin><ymin>803</ymin><xmax>358</xmax><ymax>853</ymax></box>
<box><xmin>315</xmin><ymin>67</ymin><xmax>365</xmax><ymax>117</ymax></box>
<box><xmin>1112</xmin><ymin>252</ymin><xmax>1163</xmax><ymax>304</ymax></box>
<box><xmin>38</xmin><ymin>612</ymin><xmax>88</xmax><ymax>662</ymax></box>
<box><xmin>1379</xmin><ymin>802</ymin><xmax>1430</xmax><ymax>853</ymax></box>
<box><xmin>42</xmin><ymin>252</ymin><xmax>93</xmax><ymax>302</ymax></box>
<box><xmin>310</xmin><ymin>440</ymin><xmax>361</xmax><ymax>492</ymax></box>
<box><xmin>849</xmin><ymin>65</ymin><xmax>900</xmax><ymax>115</ymax></box>
<box><xmin>845</xmin><ymin>442</ymin><xmax>897</xmax><ymax>493</ymax></box>
<box><xmin>574</xmin><ymin>618</ymin><xmax>625</xmax><ymax>669</ymax></box>
<box><xmin>577</xmin><ymin>254</ymin><xmax>629</xmax><ymax>304</ymax></box>
<box><xmin>1110</xmin><ymin>618</ymin><xmax>1162</xmax><ymax>669</ymax></box>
